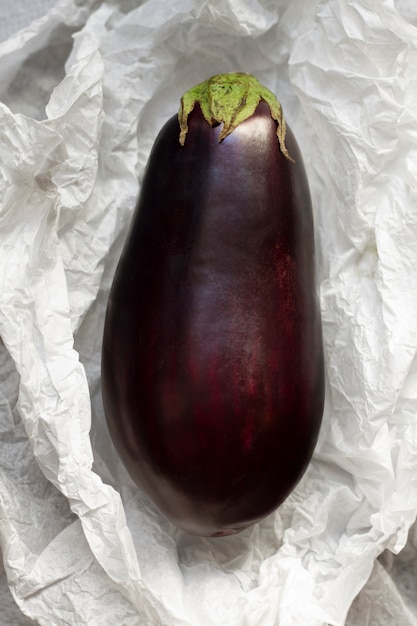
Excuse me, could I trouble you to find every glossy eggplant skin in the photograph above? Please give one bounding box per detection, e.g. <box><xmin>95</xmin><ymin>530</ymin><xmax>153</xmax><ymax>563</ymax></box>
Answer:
<box><xmin>101</xmin><ymin>101</ymin><xmax>324</xmax><ymax>537</ymax></box>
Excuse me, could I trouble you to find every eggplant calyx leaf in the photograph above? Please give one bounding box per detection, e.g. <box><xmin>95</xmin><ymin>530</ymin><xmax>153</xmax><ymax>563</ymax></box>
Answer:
<box><xmin>178</xmin><ymin>72</ymin><xmax>294</xmax><ymax>162</ymax></box>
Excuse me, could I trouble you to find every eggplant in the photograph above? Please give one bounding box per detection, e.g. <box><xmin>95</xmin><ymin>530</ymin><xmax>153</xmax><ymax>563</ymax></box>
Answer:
<box><xmin>101</xmin><ymin>73</ymin><xmax>324</xmax><ymax>537</ymax></box>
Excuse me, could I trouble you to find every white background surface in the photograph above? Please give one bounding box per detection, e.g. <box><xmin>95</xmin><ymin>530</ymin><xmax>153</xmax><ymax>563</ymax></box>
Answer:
<box><xmin>1</xmin><ymin>1</ymin><xmax>417</xmax><ymax>625</ymax></box>
<box><xmin>0</xmin><ymin>6</ymin><xmax>58</xmax><ymax>626</ymax></box>
<box><xmin>1</xmin><ymin>4</ymin><xmax>78</xmax><ymax>624</ymax></box>
<box><xmin>0</xmin><ymin>0</ymin><xmax>58</xmax><ymax>43</ymax></box>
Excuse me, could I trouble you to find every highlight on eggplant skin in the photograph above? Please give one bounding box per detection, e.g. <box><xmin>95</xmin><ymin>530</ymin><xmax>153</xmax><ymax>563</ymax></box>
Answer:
<box><xmin>101</xmin><ymin>73</ymin><xmax>325</xmax><ymax>537</ymax></box>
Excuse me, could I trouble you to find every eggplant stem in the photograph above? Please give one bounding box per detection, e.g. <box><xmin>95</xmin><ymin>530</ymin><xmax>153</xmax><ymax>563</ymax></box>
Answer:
<box><xmin>178</xmin><ymin>72</ymin><xmax>295</xmax><ymax>162</ymax></box>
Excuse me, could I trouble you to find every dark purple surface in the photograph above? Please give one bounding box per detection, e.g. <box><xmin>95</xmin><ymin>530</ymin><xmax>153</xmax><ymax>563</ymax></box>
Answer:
<box><xmin>101</xmin><ymin>102</ymin><xmax>324</xmax><ymax>536</ymax></box>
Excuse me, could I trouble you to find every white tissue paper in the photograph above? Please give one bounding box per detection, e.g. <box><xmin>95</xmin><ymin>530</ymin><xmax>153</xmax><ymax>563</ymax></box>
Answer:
<box><xmin>0</xmin><ymin>0</ymin><xmax>417</xmax><ymax>624</ymax></box>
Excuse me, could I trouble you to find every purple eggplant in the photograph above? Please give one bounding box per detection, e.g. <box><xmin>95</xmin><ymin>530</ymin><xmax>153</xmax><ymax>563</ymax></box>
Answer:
<box><xmin>101</xmin><ymin>73</ymin><xmax>324</xmax><ymax>537</ymax></box>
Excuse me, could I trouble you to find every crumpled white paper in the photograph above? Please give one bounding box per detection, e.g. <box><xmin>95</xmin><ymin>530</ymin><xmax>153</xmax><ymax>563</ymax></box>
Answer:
<box><xmin>0</xmin><ymin>0</ymin><xmax>417</xmax><ymax>624</ymax></box>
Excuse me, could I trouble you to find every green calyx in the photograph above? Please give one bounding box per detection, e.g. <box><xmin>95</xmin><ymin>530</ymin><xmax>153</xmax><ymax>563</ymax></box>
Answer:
<box><xmin>178</xmin><ymin>72</ymin><xmax>294</xmax><ymax>162</ymax></box>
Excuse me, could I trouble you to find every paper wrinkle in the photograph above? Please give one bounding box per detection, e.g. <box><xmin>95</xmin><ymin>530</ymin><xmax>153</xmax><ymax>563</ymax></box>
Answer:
<box><xmin>192</xmin><ymin>0</ymin><xmax>279</xmax><ymax>36</ymax></box>
<box><xmin>1</xmin><ymin>0</ymin><xmax>417</xmax><ymax>625</ymax></box>
<box><xmin>289</xmin><ymin>0</ymin><xmax>417</xmax><ymax>574</ymax></box>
